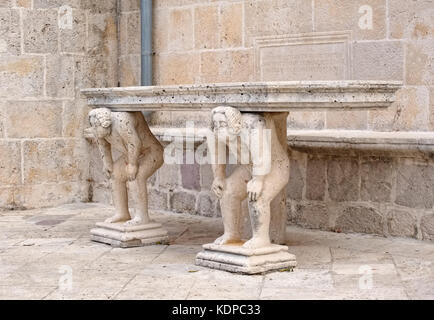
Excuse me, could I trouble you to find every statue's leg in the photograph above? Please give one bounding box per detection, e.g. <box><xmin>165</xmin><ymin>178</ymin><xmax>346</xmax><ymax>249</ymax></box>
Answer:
<box><xmin>214</xmin><ymin>166</ymin><xmax>250</xmax><ymax>245</ymax></box>
<box><xmin>125</xmin><ymin>146</ymin><xmax>164</xmax><ymax>226</ymax></box>
<box><xmin>105</xmin><ymin>156</ymin><xmax>130</xmax><ymax>223</ymax></box>
<box><xmin>244</xmin><ymin>159</ymin><xmax>290</xmax><ymax>249</ymax></box>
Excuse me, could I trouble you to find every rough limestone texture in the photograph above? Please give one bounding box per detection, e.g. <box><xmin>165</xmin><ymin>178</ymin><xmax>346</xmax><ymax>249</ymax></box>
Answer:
<box><xmin>0</xmin><ymin>0</ymin><xmax>118</xmax><ymax>209</ymax></box>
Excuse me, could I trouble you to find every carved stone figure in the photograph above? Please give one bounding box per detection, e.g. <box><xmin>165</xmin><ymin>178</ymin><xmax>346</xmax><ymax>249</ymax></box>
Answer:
<box><xmin>88</xmin><ymin>108</ymin><xmax>168</xmax><ymax>247</ymax></box>
<box><xmin>195</xmin><ymin>106</ymin><xmax>296</xmax><ymax>273</ymax></box>
<box><xmin>210</xmin><ymin>106</ymin><xmax>290</xmax><ymax>248</ymax></box>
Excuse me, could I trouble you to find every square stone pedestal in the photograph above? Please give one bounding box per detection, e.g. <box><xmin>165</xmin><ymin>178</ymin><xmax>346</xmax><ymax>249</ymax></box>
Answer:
<box><xmin>195</xmin><ymin>242</ymin><xmax>296</xmax><ymax>274</ymax></box>
<box><xmin>91</xmin><ymin>222</ymin><xmax>169</xmax><ymax>248</ymax></box>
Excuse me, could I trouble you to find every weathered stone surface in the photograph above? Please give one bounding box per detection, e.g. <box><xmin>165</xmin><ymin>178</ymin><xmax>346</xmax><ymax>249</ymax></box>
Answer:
<box><xmin>421</xmin><ymin>214</ymin><xmax>434</xmax><ymax>241</ymax></box>
<box><xmin>62</xmin><ymin>99</ymin><xmax>89</xmax><ymax>137</ymax></box>
<box><xmin>194</xmin><ymin>5</ymin><xmax>218</xmax><ymax>50</ymax></box>
<box><xmin>326</xmin><ymin>110</ymin><xmax>367</xmax><ymax>130</ymax></box>
<box><xmin>155</xmin><ymin>53</ymin><xmax>199</xmax><ymax>85</ymax></box>
<box><xmin>335</xmin><ymin>206</ymin><xmax>384</xmax><ymax>235</ymax></box>
<box><xmin>0</xmin><ymin>0</ymin><xmax>13</xmax><ymax>8</ymax></box>
<box><xmin>287</xmin><ymin>112</ymin><xmax>325</xmax><ymax>130</ymax></box>
<box><xmin>80</xmin><ymin>0</ymin><xmax>117</xmax><ymax>13</ymax></box>
<box><xmin>33</xmin><ymin>0</ymin><xmax>81</xmax><ymax>9</ymax></box>
<box><xmin>200</xmin><ymin>164</ymin><xmax>214</xmax><ymax>189</ymax></box>
<box><xmin>396</xmin><ymin>163</ymin><xmax>434</xmax><ymax>209</ymax></box>
<box><xmin>353</xmin><ymin>41</ymin><xmax>404</xmax><ymax>81</ymax></box>
<box><xmin>405</xmin><ymin>40</ymin><xmax>434</xmax><ymax>86</ymax></box>
<box><xmin>158</xmin><ymin>164</ymin><xmax>179</xmax><ymax>190</ymax></box>
<box><xmin>287</xmin><ymin>158</ymin><xmax>304</xmax><ymax>201</ymax></box>
<box><xmin>23</xmin><ymin>139</ymin><xmax>86</xmax><ymax>184</ymax></box>
<box><xmin>14</xmin><ymin>0</ymin><xmax>31</xmax><ymax>8</ymax></box>
<box><xmin>245</xmin><ymin>0</ymin><xmax>312</xmax><ymax>46</ymax></box>
<box><xmin>197</xmin><ymin>192</ymin><xmax>216</xmax><ymax>217</ymax></box>
<box><xmin>431</xmin><ymin>87</ymin><xmax>434</xmax><ymax>130</ymax></box>
<box><xmin>23</xmin><ymin>9</ymin><xmax>58</xmax><ymax>54</ymax></box>
<box><xmin>315</xmin><ymin>0</ymin><xmax>386</xmax><ymax>40</ymax></box>
<box><xmin>59</xmin><ymin>9</ymin><xmax>86</xmax><ymax>53</ymax></box>
<box><xmin>360</xmin><ymin>157</ymin><xmax>393</xmax><ymax>203</ymax></box>
<box><xmin>46</xmin><ymin>55</ymin><xmax>75</xmax><ymax>98</ymax></box>
<box><xmin>200</xmin><ymin>49</ymin><xmax>253</xmax><ymax>83</ymax></box>
<box><xmin>327</xmin><ymin>157</ymin><xmax>359</xmax><ymax>202</ymax></box>
<box><xmin>0</xmin><ymin>141</ymin><xmax>21</xmax><ymax>185</ymax></box>
<box><xmin>387</xmin><ymin>209</ymin><xmax>417</xmax><ymax>238</ymax></box>
<box><xmin>369</xmin><ymin>86</ymin><xmax>430</xmax><ymax>131</ymax></box>
<box><xmin>306</xmin><ymin>156</ymin><xmax>326</xmax><ymax>201</ymax></box>
<box><xmin>0</xmin><ymin>55</ymin><xmax>44</xmax><ymax>98</ymax></box>
<box><xmin>292</xmin><ymin>203</ymin><xmax>329</xmax><ymax>230</ymax></box>
<box><xmin>5</xmin><ymin>101</ymin><xmax>62</xmax><ymax>138</ymax></box>
<box><xmin>148</xmin><ymin>188</ymin><xmax>168</xmax><ymax>211</ymax></box>
<box><xmin>0</xmin><ymin>103</ymin><xmax>4</xmax><ymax>138</ymax></box>
<box><xmin>0</xmin><ymin>186</ymin><xmax>15</xmax><ymax>208</ymax></box>
<box><xmin>152</xmin><ymin>8</ymin><xmax>169</xmax><ymax>54</ymax></box>
<box><xmin>120</xmin><ymin>0</ymin><xmax>140</xmax><ymax>12</ymax></box>
<box><xmin>126</xmin><ymin>12</ymin><xmax>140</xmax><ymax>55</ymax></box>
<box><xmin>0</xmin><ymin>9</ymin><xmax>20</xmax><ymax>55</ymax></box>
<box><xmin>87</xmin><ymin>13</ymin><xmax>117</xmax><ymax>55</ymax></box>
<box><xmin>168</xmin><ymin>8</ymin><xmax>193</xmax><ymax>52</ymax></box>
<box><xmin>170</xmin><ymin>191</ymin><xmax>196</xmax><ymax>214</ymax></box>
<box><xmin>389</xmin><ymin>0</ymin><xmax>434</xmax><ymax>39</ymax></box>
<box><xmin>181</xmin><ymin>163</ymin><xmax>200</xmax><ymax>191</ymax></box>
<box><xmin>119</xmin><ymin>55</ymin><xmax>140</xmax><ymax>86</ymax></box>
<box><xmin>220</xmin><ymin>2</ymin><xmax>243</xmax><ymax>48</ymax></box>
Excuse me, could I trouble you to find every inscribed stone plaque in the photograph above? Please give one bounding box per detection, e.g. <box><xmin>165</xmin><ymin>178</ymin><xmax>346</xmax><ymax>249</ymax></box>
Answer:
<box><xmin>254</xmin><ymin>31</ymin><xmax>352</xmax><ymax>81</ymax></box>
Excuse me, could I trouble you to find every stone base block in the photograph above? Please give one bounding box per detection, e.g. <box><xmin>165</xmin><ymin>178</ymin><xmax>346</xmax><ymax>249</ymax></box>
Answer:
<box><xmin>90</xmin><ymin>222</ymin><xmax>169</xmax><ymax>248</ymax></box>
<box><xmin>195</xmin><ymin>242</ymin><xmax>297</xmax><ymax>274</ymax></box>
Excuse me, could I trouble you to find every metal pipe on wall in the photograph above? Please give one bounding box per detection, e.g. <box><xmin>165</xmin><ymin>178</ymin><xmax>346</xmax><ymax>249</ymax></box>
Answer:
<box><xmin>141</xmin><ymin>0</ymin><xmax>153</xmax><ymax>86</ymax></box>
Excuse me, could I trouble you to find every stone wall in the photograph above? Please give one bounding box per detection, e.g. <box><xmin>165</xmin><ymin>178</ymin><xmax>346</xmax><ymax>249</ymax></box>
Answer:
<box><xmin>0</xmin><ymin>0</ymin><xmax>118</xmax><ymax>209</ymax></box>
<box><xmin>103</xmin><ymin>0</ymin><xmax>434</xmax><ymax>241</ymax></box>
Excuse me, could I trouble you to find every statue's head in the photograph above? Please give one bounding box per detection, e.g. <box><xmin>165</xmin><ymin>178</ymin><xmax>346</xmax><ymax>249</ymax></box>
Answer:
<box><xmin>211</xmin><ymin>106</ymin><xmax>242</xmax><ymax>141</ymax></box>
<box><xmin>89</xmin><ymin>108</ymin><xmax>112</xmax><ymax>139</ymax></box>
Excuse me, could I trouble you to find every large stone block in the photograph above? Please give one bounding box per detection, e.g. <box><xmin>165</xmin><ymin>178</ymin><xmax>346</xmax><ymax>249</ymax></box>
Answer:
<box><xmin>13</xmin><ymin>0</ymin><xmax>31</xmax><ymax>8</ymax></box>
<box><xmin>287</xmin><ymin>112</ymin><xmax>325</xmax><ymax>130</ymax></box>
<box><xmin>0</xmin><ymin>55</ymin><xmax>44</xmax><ymax>98</ymax></box>
<box><xmin>158</xmin><ymin>163</ymin><xmax>180</xmax><ymax>190</ymax></box>
<box><xmin>200</xmin><ymin>49</ymin><xmax>253</xmax><ymax>83</ymax></box>
<box><xmin>0</xmin><ymin>0</ymin><xmax>13</xmax><ymax>8</ymax></box>
<box><xmin>200</xmin><ymin>164</ymin><xmax>214</xmax><ymax>189</ymax></box>
<box><xmin>395</xmin><ymin>163</ymin><xmax>434</xmax><ymax>209</ymax></box>
<box><xmin>360</xmin><ymin>157</ymin><xmax>393</xmax><ymax>203</ymax></box>
<box><xmin>353</xmin><ymin>41</ymin><xmax>404</xmax><ymax>80</ymax></box>
<box><xmin>168</xmin><ymin>8</ymin><xmax>193</xmax><ymax>52</ymax></box>
<box><xmin>59</xmin><ymin>9</ymin><xmax>86</xmax><ymax>53</ymax></box>
<box><xmin>148</xmin><ymin>188</ymin><xmax>168</xmax><ymax>211</ymax></box>
<box><xmin>293</xmin><ymin>203</ymin><xmax>329</xmax><ymax>230</ymax></box>
<box><xmin>245</xmin><ymin>0</ymin><xmax>312</xmax><ymax>46</ymax></box>
<box><xmin>306</xmin><ymin>156</ymin><xmax>326</xmax><ymax>201</ymax></box>
<box><xmin>194</xmin><ymin>5</ymin><xmax>218</xmax><ymax>49</ymax></box>
<box><xmin>23</xmin><ymin>9</ymin><xmax>58</xmax><ymax>54</ymax></box>
<box><xmin>0</xmin><ymin>9</ymin><xmax>20</xmax><ymax>55</ymax></box>
<box><xmin>326</xmin><ymin>110</ymin><xmax>367</xmax><ymax>130</ymax></box>
<box><xmin>327</xmin><ymin>157</ymin><xmax>359</xmax><ymax>202</ymax></box>
<box><xmin>23</xmin><ymin>139</ymin><xmax>86</xmax><ymax>184</ymax></box>
<box><xmin>154</xmin><ymin>0</ymin><xmax>204</xmax><ymax>8</ymax></box>
<box><xmin>389</xmin><ymin>0</ymin><xmax>434</xmax><ymax>39</ymax></box>
<box><xmin>197</xmin><ymin>192</ymin><xmax>217</xmax><ymax>217</ymax></box>
<box><xmin>80</xmin><ymin>0</ymin><xmax>117</xmax><ymax>13</ymax></box>
<box><xmin>155</xmin><ymin>53</ymin><xmax>199</xmax><ymax>85</ymax></box>
<box><xmin>421</xmin><ymin>214</ymin><xmax>434</xmax><ymax>241</ymax></box>
<box><xmin>119</xmin><ymin>55</ymin><xmax>140</xmax><ymax>86</ymax></box>
<box><xmin>287</xmin><ymin>157</ymin><xmax>305</xmax><ymax>201</ymax></box>
<box><xmin>5</xmin><ymin>101</ymin><xmax>62</xmax><ymax>138</ymax></box>
<box><xmin>46</xmin><ymin>55</ymin><xmax>75</xmax><ymax>98</ymax></box>
<box><xmin>74</xmin><ymin>53</ymin><xmax>118</xmax><ymax>89</ymax></box>
<box><xmin>87</xmin><ymin>13</ymin><xmax>117</xmax><ymax>55</ymax></box>
<box><xmin>120</xmin><ymin>0</ymin><xmax>140</xmax><ymax>12</ymax></box>
<box><xmin>315</xmin><ymin>0</ymin><xmax>386</xmax><ymax>40</ymax></box>
<box><xmin>0</xmin><ymin>187</ymin><xmax>15</xmax><ymax>209</ymax></box>
<box><xmin>405</xmin><ymin>40</ymin><xmax>434</xmax><ymax>86</ymax></box>
<box><xmin>0</xmin><ymin>140</ymin><xmax>21</xmax><ymax>185</ymax></box>
<box><xmin>335</xmin><ymin>206</ymin><xmax>384</xmax><ymax>235</ymax></box>
<box><xmin>170</xmin><ymin>191</ymin><xmax>196</xmax><ymax>214</ymax></box>
<box><xmin>387</xmin><ymin>209</ymin><xmax>417</xmax><ymax>238</ymax></box>
<box><xmin>368</xmin><ymin>87</ymin><xmax>430</xmax><ymax>131</ymax></box>
<box><xmin>33</xmin><ymin>0</ymin><xmax>81</xmax><ymax>9</ymax></box>
<box><xmin>153</xmin><ymin>8</ymin><xmax>169</xmax><ymax>54</ymax></box>
<box><xmin>62</xmin><ymin>98</ymin><xmax>90</xmax><ymax>137</ymax></box>
<box><xmin>126</xmin><ymin>11</ymin><xmax>140</xmax><ymax>55</ymax></box>
<box><xmin>181</xmin><ymin>163</ymin><xmax>200</xmax><ymax>191</ymax></box>
<box><xmin>220</xmin><ymin>2</ymin><xmax>243</xmax><ymax>48</ymax></box>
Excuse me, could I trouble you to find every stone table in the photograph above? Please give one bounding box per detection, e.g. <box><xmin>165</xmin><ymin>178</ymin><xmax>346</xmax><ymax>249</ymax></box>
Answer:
<box><xmin>82</xmin><ymin>80</ymin><xmax>401</xmax><ymax>274</ymax></box>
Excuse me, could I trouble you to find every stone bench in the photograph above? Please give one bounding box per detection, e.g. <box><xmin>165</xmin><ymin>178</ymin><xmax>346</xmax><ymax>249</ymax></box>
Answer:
<box><xmin>82</xmin><ymin>80</ymin><xmax>402</xmax><ymax>274</ymax></box>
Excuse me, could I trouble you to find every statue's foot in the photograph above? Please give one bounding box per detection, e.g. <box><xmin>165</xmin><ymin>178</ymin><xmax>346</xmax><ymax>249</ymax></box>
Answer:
<box><xmin>105</xmin><ymin>214</ymin><xmax>129</xmax><ymax>224</ymax></box>
<box><xmin>123</xmin><ymin>217</ymin><xmax>149</xmax><ymax>227</ymax></box>
<box><xmin>214</xmin><ymin>233</ymin><xmax>241</xmax><ymax>245</ymax></box>
<box><xmin>242</xmin><ymin>237</ymin><xmax>271</xmax><ymax>249</ymax></box>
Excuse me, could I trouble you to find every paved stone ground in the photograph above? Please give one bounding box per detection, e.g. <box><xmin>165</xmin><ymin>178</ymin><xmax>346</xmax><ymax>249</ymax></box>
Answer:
<box><xmin>0</xmin><ymin>203</ymin><xmax>433</xmax><ymax>300</ymax></box>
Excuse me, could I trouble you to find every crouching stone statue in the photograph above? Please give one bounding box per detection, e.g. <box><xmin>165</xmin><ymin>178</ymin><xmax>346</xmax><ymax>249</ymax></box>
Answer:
<box><xmin>195</xmin><ymin>106</ymin><xmax>296</xmax><ymax>274</ymax></box>
<box><xmin>88</xmin><ymin>108</ymin><xmax>168</xmax><ymax>247</ymax></box>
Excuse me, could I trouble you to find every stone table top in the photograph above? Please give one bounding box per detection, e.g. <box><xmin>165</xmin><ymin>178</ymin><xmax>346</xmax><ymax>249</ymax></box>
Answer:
<box><xmin>81</xmin><ymin>81</ymin><xmax>402</xmax><ymax>112</ymax></box>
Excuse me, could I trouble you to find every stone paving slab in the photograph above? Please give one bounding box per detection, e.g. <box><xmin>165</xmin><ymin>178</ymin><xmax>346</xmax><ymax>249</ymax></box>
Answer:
<box><xmin>0</xmin><ymin>203</ymin><xmax>433</xmax><ymax>300</ymax></box>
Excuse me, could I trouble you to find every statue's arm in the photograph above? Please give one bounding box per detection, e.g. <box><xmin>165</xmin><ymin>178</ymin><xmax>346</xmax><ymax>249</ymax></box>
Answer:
<box><xmin>96</xmin><ymin>138</ymin><xmax>113</xmax><ymax>177</ymax></box>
